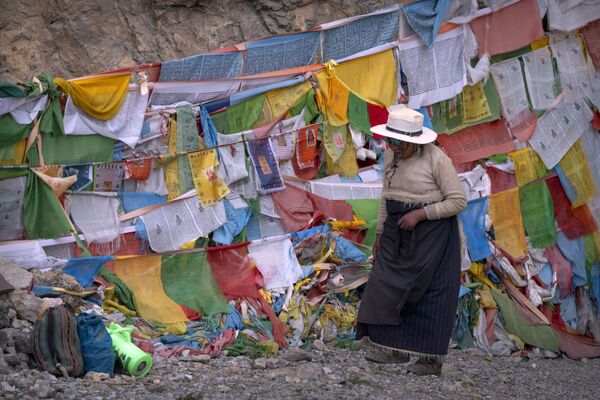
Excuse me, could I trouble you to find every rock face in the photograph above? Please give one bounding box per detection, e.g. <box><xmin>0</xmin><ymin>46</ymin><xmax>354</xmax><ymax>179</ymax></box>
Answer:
<box><xmin>0</xmin><ymin>0</ymin><xmax>396</xmax><ymax>81</ymax></box>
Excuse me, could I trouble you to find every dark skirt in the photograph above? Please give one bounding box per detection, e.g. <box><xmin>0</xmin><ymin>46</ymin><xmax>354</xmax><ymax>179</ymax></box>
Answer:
<box><xmin>356</xmin><ymin>200</ymin><xmax>461</xmax><ymax>357</ymax></box>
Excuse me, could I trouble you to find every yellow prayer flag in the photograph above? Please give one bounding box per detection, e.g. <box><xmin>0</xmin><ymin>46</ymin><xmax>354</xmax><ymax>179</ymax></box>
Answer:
<box><xmin>326</xmin><ymin>131</ymin><xmax>358</xmax><ymax>178</ymax></box>
<box><xmin>489</xmin><ymin>188</ymin><xmax>528</xmax><ymax>259</ymax></box>
<box><xmin>558</xmin><ymin>140</ymin><xmax>596</xmax><ymax>207</ymax></box>
<box><xmin>509</xmin><ymin>147</ymin><xmax>547</xmax><ymax>186</ymax></box>
<box><xmin>265</xmin><ymin>81</ymin><xmax>312</xmax><ymax>120</ymax></box>
<box><xmin>316</xmin><ymin>49</ymin><xmax>398</xmax><ymax>108</ymax></box>
<box><xmin>187</xmin><ymin>149</ymin><xmax>230</xmax><ymax>207</ymax></box>
<box><xmin>165</xmin><ymin>118</ymin><xmax>180</xmax><ymax>200</ymax></box>
<box><xmin>55</xmin><ymin>73</ymin><xmax>130</xmax><ymax>121</ymax></box>
<box><xmin>0</xmin><ymin>140</ymin><xmax>26</xmax><ymax>165</ymax></box>
<box><xmin>112</xmin><ymin>255</ymin><xmax>189</xmax><ymax>324</ymax></box>
<box><xmin>461</xmin><ymin>81</ymin><xmax>492</xmax><ymax>124</ymax></box>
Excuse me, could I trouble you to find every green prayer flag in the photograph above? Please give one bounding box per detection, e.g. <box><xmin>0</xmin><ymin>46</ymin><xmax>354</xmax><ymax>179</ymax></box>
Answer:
<box><xmin>211</xmin><ymin>109</ymin><xmax>230</xmax><ymax>134</ymax></box>
<box><xmin>491</xmin><ymin>288</ymin><xmax>560</xmax><ymax>353</ymax></box>
<box><xmin>227</xmin><ymin>94</ymin><xmax>265</xmax><ymax>134</ymax></box>
<box><xmin>346</xmin><ymin>199</ymin><xmax>379</xmax><ymax>249</ymax></box>
<box><xmin>23</xmin><ymin>170</ymin><xmax>72</xmax><ymax>239</ymax></box>
<box><xmin>0</xmin><ymin>114</ymin><xmax>33</xmax><ymax>147</ymax></box>
<box><xmin>0</xmin><ymin>168</ymin><xmax>28</xmax><ymax>180</ymax></box>
<box><xmin>347</xmin><ymin>92</ymin><xmax>371</xmax><ymax>133</ymax></box>
<box><xmin>176</xmin><ymin>106</ymin><xmax>200</xmax><ymax>195</ymax></box>
<box><xmin>99</xmin><ymin>266</ymin><xmax>136</xmax><ymax>312</ymax></box>
<box><xmin>584</xmin><ymin>235</ymin><xmax>597</xmax><ymax>270</ymax></box>
<box><xmin>519</xmin><ymin>182</ymin><xmax>556</xmax><ymax>248</ymax></box>
<box><xmin>161</xmin><ymin>252</ymin><xmax>230</xmax><ymax>316</ymax></box>
<box><xmin>0</xmin><ymin>82</ymin><xmax>27</xmax><ymax>98</ymax></box>
<box><xmin>490</xmin><ymin>44</ymin><xmax>532</xmax><ymax>64</ymax></box>
<box><xmin>431</xmin><ymin>77</ymin><xmax>501</xmax><ymax>134</ymax></box>
<box><xmin>28</xmin><ymin>133</ymin><xmax>114</xmax><ymax>165</ymax></box>
<box><xmin>291</xmin><ymin>89</ymin><xmax>320</xmax><ymax>125</ymax></box>
<box><xmin>39</xmin><ymin>79</ymin><xmax>65</xmax><ymax>136</ymax></box>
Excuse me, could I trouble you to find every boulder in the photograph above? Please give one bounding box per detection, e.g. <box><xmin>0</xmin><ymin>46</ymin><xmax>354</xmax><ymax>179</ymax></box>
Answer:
<box><xmin>0</xmin><ymin>259</ymin><xmax>32</xmax><ymax>290</ymax></box>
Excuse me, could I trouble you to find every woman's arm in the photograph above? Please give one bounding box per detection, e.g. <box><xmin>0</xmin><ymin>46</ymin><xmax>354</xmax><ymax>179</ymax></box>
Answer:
<box><xmin>423</xmin><ymin>152</ymin><xmax>467</xmax><ymax>219</ymax></box>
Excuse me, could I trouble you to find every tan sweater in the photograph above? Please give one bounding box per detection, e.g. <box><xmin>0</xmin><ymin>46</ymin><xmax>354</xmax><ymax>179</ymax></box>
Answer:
<box><xmin>375</xmin><ymin>144</ymin><xmax>467</xmax><ymax>234</ymax></box>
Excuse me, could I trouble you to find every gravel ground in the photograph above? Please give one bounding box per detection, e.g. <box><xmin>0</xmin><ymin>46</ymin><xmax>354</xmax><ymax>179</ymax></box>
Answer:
<box><xmin>2</xmin><ymin>344</ymin><xmax>599</xmax><ymax>400</ymax></box>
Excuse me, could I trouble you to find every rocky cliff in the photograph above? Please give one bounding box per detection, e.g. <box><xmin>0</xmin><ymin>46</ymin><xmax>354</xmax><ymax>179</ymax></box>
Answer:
<box><xmin>0</xmin><ymin>0</ymin><xmax>396</xmax><ymax>81</ymax></box>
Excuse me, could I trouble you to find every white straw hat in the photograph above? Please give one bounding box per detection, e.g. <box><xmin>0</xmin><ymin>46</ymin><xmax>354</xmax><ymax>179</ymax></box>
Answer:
<box><xmin>370</xmin><ymin>106</ymin><xmax>437</xmax><ymax>144</ymax></box>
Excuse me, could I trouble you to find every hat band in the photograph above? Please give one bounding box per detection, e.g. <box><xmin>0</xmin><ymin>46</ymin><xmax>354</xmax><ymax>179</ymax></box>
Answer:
<box><xmin>386</xmin><ymin>125</ymin><xmax>423</xmax><ymax>137</ymax></box>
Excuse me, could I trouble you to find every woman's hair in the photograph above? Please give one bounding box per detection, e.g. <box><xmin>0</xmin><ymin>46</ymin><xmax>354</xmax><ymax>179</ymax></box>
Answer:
<box><xmin>395</xmin><ymin>142</ymin><xmax>424</xmax><ymax>159</ymax></box>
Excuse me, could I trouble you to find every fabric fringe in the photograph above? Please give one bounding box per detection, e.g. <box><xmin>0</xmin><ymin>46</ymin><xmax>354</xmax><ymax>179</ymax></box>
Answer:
<box><xmin>89</xmin><ymin>237</ymin><xmax>121</xmax><ymax>256</ymax></box>
<box><xmin>383</xmin><ymin>191</ymin><xmax>443</xmax><ymax>206</ymax></box>
<box><xmin>360</xmin><ymin>336</ymin><xmax>445</xmax><ymax>362</ymax></box>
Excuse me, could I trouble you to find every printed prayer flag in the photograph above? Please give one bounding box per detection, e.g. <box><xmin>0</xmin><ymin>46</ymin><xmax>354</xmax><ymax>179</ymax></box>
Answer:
<box><xmin>557</xmin><ymin>140</ymin><xmax>596</xmax><ymax>208</ymax></box>
<box><xmin>486</xmin><ymin>166</ymin><xmax>517</xmax><ymax>194</ymax></box>
<box><xmin>509</xmin><ymin>148</ymin><xmax>547</xmax><ymax>186</ymax></box>
<box><xmin>519</xmin><ymin>182</ymin><xmax>557</xmax><ymax>249</ymax></box>
<box><xmin>459</xmin><ymin>197</ymin><xmax>493</xmax><ymax>261</ymax></box>
<box><xmin>188</xmin><ymin>149</ymin><xmax>230</xmax><ymax>207</ymax></box>
<box><xmin>245</xmin><ymin>137</ymin><xmax>284</xmax><ymax>194</ymax></box>
<box><xmin>295</xmin><ymin>124</ymin><xmax>319</xmax><ymax>170</ymax></box>
<box><xmin>348</xmin><ymin>92</ymin><xmax>371</xmax><ymax>133</ymax></box>
<box><xmin>93</xmin><ymin>164</ymin><xmax>124</xmax><ymax>192</ymax></box>
<box><xmin>490</xmin><ymin>57</ymin><xmax>538</xmax><ymax>141</ymax></box>
<box><xmin>528</xmin><ymin>100</ymin><xmax>593</xmax><ymax>169</ymax></box>
<box><xmin>488</xmin><ymin>188</ymin><xmax>528</xmax><ymax>259</ymax></box>
<box><xmin>469</xmin><ymin>0</ymin><xmax>544</xmax><ymax>57</ymax></box>
<box><xmin>546</xmin><ymin>176</ymin><xmax>597</xmax><ymax>239</ymax></box>
<box><xmin>323</xmin><ymin>76</ymin><xmax>349</xmax><ymax>126</ymax></box>
<box><xmin>323</xmin><ymin>124</ymin><xmax>347</xmax><ymax>163</ymax></box>
<box><xmin>436</xmin><ymin>120</ymin><xmax>516</xmax><ymax>165</ymax></box>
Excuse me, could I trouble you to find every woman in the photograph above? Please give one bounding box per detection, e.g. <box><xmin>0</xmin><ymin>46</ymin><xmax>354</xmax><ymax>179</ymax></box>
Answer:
<box><xmin>356</xmin><ymin>106</ymin><xmax>467</xmax><ymax>376</ymax></box>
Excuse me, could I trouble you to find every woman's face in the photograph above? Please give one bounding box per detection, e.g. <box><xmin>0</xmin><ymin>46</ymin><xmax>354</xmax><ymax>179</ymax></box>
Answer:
<box><xmin>390</xmin><ymin>141</ymin><xmax>415</xmax><ymax>159</ymax></box>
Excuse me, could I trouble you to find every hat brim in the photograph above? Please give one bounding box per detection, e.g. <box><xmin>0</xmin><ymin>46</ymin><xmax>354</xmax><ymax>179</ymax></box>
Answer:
<box><xmin>370</xmin><ymin>124</ymin><xmax>438</xmax><ymax>144</ymax></box>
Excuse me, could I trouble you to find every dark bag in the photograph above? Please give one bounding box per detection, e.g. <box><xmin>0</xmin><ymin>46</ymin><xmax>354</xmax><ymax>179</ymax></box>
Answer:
<box><xmin>31</xmin><ymin>305</ymin><xmax>84</xmax><ymax>377</ymax></box>
<box><xmin>76</xmin><ymin>313</ymin><xmax>115</xmax><ymax>375</ymax></box>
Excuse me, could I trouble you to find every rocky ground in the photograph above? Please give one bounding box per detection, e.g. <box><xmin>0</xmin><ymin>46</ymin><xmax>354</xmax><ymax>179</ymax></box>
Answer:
<box><xmin>1</xmin><ymin>260</ymin><xmax>599</xmax><ymax>399</ymax></box>
<box><xmin>2</xmin><ymin>344</ymin><xmax>599</xmax><ymax>400</ymax></box>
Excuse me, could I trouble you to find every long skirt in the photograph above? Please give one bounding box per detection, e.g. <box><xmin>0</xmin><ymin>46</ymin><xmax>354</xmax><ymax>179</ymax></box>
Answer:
<box><xmin>356</xmin><ymin>200</ymin><xmax>461</xmax><ymax>358</ymax></box>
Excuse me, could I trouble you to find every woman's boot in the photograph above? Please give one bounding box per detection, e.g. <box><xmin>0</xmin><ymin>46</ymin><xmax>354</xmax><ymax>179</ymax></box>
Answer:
<box><xmin>406</xmin><ymin>357</ymin><xmax>442</xmax><ymax>375</ymax></box>
<box><xmin>364</xmin><ymin>347</ymin><xmax>410</xmax><ymax>364</ymax></box>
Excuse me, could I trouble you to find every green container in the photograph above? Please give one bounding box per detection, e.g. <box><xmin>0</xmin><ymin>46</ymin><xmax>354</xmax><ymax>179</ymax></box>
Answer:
<box><xmin>107</xmin><ymin>323</ymin><xmax>153</xmax><ymax>377</ymax></box>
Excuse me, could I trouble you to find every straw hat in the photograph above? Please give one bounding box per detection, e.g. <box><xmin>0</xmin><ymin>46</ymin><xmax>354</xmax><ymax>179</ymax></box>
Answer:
<box><xmin>370</xmin><ymin>106</ymin><xmax>437</xmax><ymax>144</ymax></box>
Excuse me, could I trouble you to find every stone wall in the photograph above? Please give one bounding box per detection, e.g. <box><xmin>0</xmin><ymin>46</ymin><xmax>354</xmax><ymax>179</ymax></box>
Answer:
<box><xmin>0</xmin><ymin>0</ymin><xmax>396</xmax><ymax>81</ymax></box>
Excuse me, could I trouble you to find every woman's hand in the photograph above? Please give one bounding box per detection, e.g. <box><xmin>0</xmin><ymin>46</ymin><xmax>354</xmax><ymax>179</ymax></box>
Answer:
<box><xmin>397</xmin><ymin>209</ymin><xmax>426</xmax><ymax>231</ymax></box>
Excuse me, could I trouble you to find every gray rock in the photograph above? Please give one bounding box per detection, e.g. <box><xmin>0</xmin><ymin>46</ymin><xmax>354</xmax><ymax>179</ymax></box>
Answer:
<box><xmin>179</xmin><ymin>354</ymin><xmax>211</xmax><ymax>363</ymax></box>
<box><xmin>84</xmin><ymin>372</ymin><xmax>111</xmax><ymax>381</ymax></box>
<box><xmin>253</xmin><ymin>358</ymin><xmax>267</xmax><ymax>369</ymax></box>
<box><xmin>7</xmin><ymin>291</ymin><xmax>43</xmax><ymax>323</ymax></box>
<box><xmin>3</xmin><ymin>353</ymin><xmax>20</xmax><ymax>366</ymax></box>
<box><xmin>0</xmin><ymin>351</ymin><xmax>11</xmax><ymax>375</ymax></box>
<box><xmin>281</xmin><ymin>349</ymin><xmax>312</xmax><ymax>362</ymax></box>
<box><xmin>29</xmin><ymin>380</ymin><xmax>55</xmax><ymax>399</ymax></box>
<box><xmin>0</xmin><ymin>299</ymin><xmax>12</xmax><ymax>329</ymax></box>
<box><xmin>0</xmin><ymin>260</ymin><xmax>32</xmax><ymax>290</ymax></box>
<box><xmin>11</xmin><ymin>318</ymin><xmax>32</xmax><ymax>331</ymax></box>
<box><xmin>1</xmin><ymin>327</ymin><xmax>32</xmax><ymax>354</ymax></box>
<box><xmin>313</xmin><ymin>339</ymin><xmax>326</xmax><ymax>352</ymax></box>
<box><xmin>0</xmin><ymin>0</ymin><xmax>396</xmax><ymax>82</ymax></box>
<box><xmin>0</xmin><ymin>381</ymin><xmax>16</xmax><ymax>393</ymax></box>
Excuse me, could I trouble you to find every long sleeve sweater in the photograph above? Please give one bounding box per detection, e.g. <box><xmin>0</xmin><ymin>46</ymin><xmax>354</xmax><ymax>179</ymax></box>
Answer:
<box><xmin>375</xmin><ymin>144</ymin><xmax>467</xmax><ymax>234</ymax></box>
